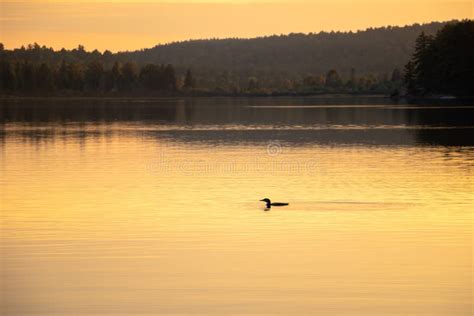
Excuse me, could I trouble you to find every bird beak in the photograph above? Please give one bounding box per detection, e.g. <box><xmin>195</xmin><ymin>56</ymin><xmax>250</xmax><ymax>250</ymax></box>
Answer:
<box><xmin>259</xmin><ymin>199</ymin><xmax>265</xmax><ymax>201</ymax></box>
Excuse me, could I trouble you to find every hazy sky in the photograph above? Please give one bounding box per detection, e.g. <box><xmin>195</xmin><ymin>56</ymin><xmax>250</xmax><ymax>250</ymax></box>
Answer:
<box><xmin>0</xmin><ymin>0</ymin><xmax>472</xmax><ymax>51</ymax></box>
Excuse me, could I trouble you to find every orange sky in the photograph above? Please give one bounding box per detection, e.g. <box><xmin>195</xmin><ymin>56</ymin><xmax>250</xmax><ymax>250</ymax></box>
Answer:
<box><xmin>0</xmin><ymin>1</ymin><xmax>472</xmax><ymax>52</ymax></box>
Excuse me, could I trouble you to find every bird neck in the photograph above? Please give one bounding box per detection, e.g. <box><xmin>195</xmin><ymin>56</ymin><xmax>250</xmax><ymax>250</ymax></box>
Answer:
<box><xmin>266</xmin><ymin>201</ymin><xmax>271</xmax><ymax>208</ymax></box>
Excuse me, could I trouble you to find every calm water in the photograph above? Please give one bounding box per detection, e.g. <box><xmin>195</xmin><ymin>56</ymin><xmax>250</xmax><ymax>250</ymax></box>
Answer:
<box><xmin>1</xmin><ymin>97</ymin><xmax>473</xmax><ymax>315</ymax></box>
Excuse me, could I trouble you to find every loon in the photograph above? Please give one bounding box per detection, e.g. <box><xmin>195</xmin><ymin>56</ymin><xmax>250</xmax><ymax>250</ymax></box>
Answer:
<box><xmin>260</xmin><ymin>198</ymin><xmax>289</xmax><ymax>208</ymax></box>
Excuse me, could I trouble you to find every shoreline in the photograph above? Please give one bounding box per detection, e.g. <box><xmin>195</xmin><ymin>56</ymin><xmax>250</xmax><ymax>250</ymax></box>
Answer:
<box><xmin>0</xmin><ymin>93</ymin><xmax>389</xmax><ymax>100</ymax></box>
<box><xmin>1</xmin><ymin>95</ymin><xmax>472</xmax><ymax>101</ymax></box>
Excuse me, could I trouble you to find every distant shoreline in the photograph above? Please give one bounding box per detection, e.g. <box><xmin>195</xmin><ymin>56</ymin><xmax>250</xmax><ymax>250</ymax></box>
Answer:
<box><xmin>0</xmin><ymin>93</ymin><xmax>390</xmax><ymax>100</ymax></box>
<box><xmin>1</xmin><ymin>94</ymin><xmax>471</xmax><ymax>101</ymax></box>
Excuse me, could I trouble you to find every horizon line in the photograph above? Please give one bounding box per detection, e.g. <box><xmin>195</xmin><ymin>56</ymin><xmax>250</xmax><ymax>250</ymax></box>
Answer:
<box><xmin>1</xmin><ymin>19</ymin><xmax>464</xmax><ymax>54</ymax></box>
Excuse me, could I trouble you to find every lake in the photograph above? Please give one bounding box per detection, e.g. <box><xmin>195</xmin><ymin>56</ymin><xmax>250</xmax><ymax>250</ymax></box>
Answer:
<box><xmin>1</xmin><ymin>96</ymin><xmax>473</xmax><ymax>315</ymax></box>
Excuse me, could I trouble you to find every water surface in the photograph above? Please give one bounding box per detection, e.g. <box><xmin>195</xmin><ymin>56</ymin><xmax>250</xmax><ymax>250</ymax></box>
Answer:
<box><xmin>1</xmin><ymin>97</ymin><xmax>473</xmax><ymax>315</ymax></box>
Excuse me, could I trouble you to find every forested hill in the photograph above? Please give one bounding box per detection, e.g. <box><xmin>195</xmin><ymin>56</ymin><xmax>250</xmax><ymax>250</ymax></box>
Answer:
<box><xmin>0</xmin><ymin>21</ymin><xmax>460</xmax><ymax>95</ymax></box>
<box><xmin>119</xmin><ymin>21</ymin><xmax>448</xmax><ymax>78</ymax></box>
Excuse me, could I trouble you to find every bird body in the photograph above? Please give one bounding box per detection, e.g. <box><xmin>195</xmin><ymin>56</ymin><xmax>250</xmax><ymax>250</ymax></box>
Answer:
<box><xmin>269</xmin><ymin>202</ymin><xmax>289</xmax><ymax>206</ymax></box>
<box><xmin>260</xmin><ymin>198</ymin><xmax>289</xmax><ymax>208</ymax></box>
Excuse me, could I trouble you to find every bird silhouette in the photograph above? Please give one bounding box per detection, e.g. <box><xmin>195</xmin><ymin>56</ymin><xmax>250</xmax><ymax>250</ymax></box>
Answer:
<box><xmin>260</xmin><ymin>198</ymin><xmax>289</xmax><ymax>209</ymax></box>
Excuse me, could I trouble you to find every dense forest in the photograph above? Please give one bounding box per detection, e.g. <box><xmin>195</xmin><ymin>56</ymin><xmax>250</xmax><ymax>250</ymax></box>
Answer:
<box><xmin>404</xmin><ymin>20</ymin><xmax>473</xmax><ymax>97</ymax></box>
<box><xmin>0</xmin><ymin>59</ymin><xmax>179</xmax><ymax>96</ymax></box>
<box><xmin>0</xmin><ymin>20</ymin><xmax>471</xmax><ymax>96</ymax></box>
<box><xmin>121</xmin><ymin>21</ymin><xmax>447</xmax><ymax>86</ymax></box>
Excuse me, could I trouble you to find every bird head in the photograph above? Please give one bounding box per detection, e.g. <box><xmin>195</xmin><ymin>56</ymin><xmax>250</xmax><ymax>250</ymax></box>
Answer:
<box><xmin>260</xmin><ymin>198</ymin><xmax>271</xmax><ymax>203</ymax></box>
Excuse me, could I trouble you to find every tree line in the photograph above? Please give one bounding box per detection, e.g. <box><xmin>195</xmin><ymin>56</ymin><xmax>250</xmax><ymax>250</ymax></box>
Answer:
<box><xmin>0</xmin><ymin>57</ymin><xmax>187</xmax><ymax>95</ymax></box>
<box><xmin>0</xmin><ymin>45</ymin><xmax>401</xmax><ymax>96</ymax></box>
<box><xmin>403</xmin><ymin>20</ymin><xmax>473</xmax><ymax>96</ymax></box>
<box><xmin>0</xmin><ymin>21</ymin><xmax>449</xmax><ymax>96</ymax></box>
<box><xmin>1</xmin><ymin>20</ymin><xmax>471</xmax><ymax>96</ymax></box>
<box><xmin>0</xmin><ymin>55</ymin><xmax>401</xmax><ymax>96</ymax></box>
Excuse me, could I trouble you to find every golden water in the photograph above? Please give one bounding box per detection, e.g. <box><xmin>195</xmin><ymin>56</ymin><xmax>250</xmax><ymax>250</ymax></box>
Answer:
<box><xmin>1</xmin><ymin>98</ymin><xmax>473</xmax><ymax>315</ymax></box>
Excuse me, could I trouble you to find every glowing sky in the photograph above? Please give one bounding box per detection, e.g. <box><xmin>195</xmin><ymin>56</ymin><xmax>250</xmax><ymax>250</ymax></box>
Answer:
<box><xmin>0</xmin><ymin>0</ymin><xmax>472</xmax><ymax>51</ymax></box>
